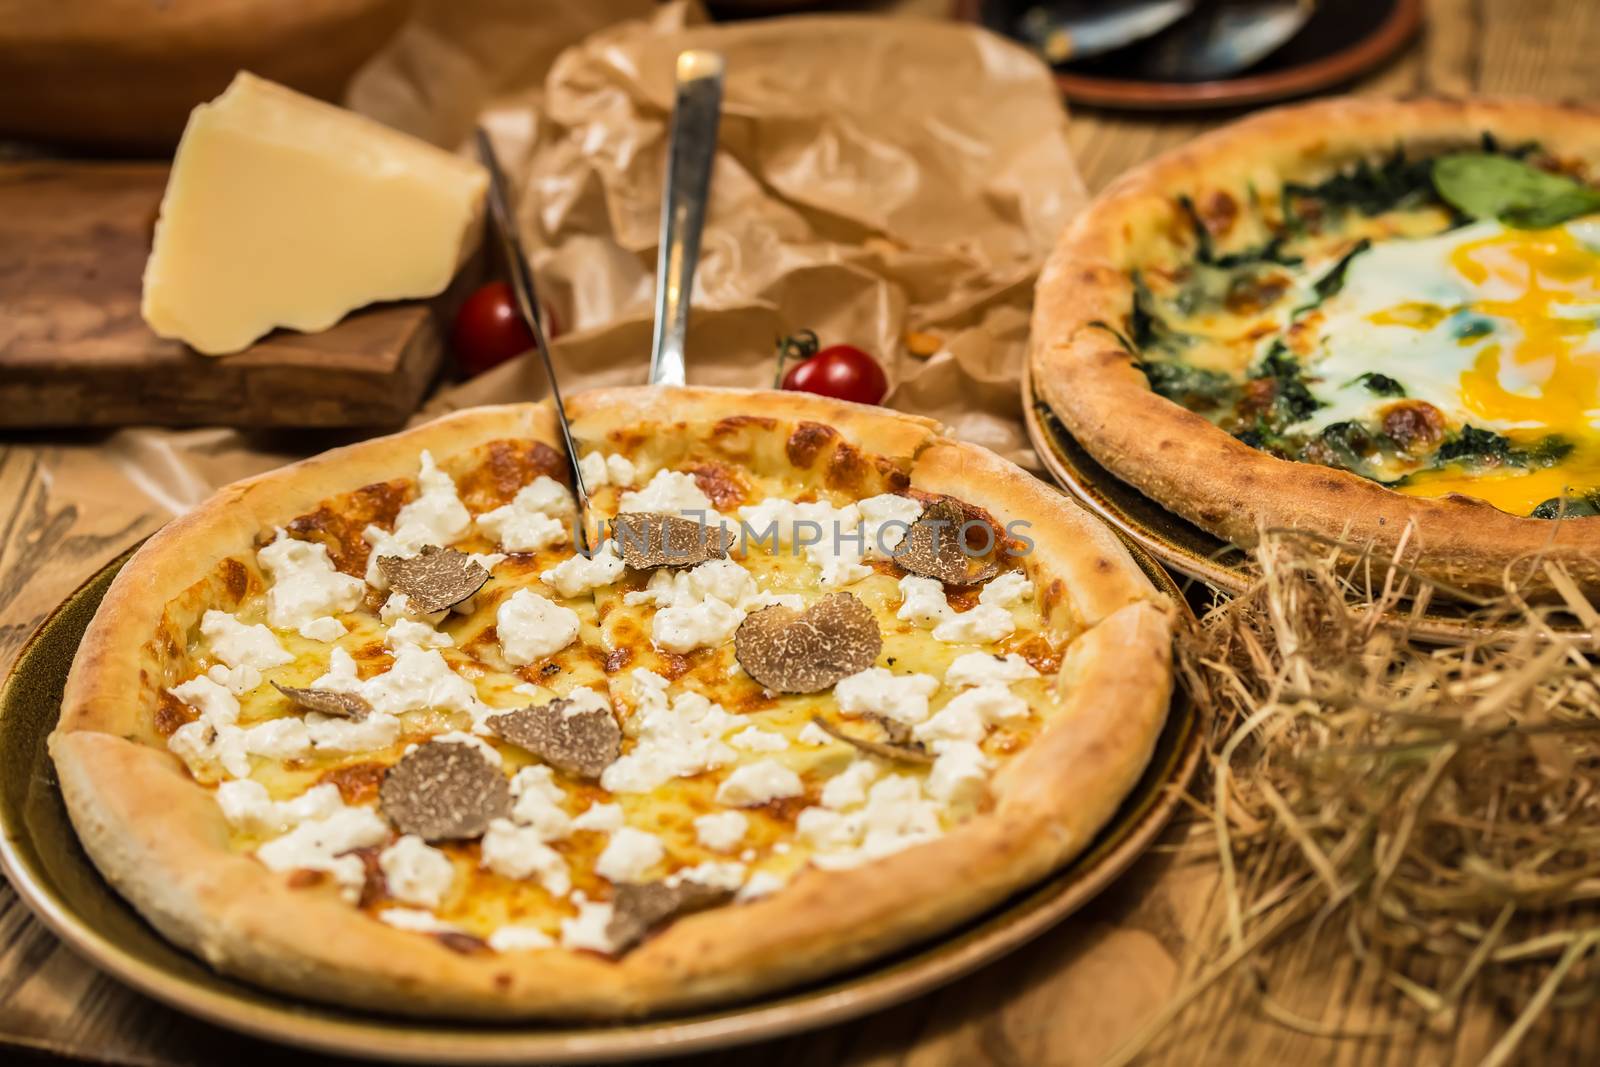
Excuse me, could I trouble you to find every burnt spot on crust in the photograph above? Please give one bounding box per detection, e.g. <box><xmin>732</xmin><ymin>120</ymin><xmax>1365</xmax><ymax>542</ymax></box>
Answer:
<box><xmin>786</xmin><ymin>421</ymin><xmax>837</xmax><ymax>468</ymax></box>
<box><xmin>654</xmin><ymin>652</ymin><xmax>692</xmax><ymax>681</ymax></box>
<box><xmin>945</xmin><ymin>585</ymin><xmax>980</xmax><ymax>612</ymax></box>
<box><xmin>219</xmin><ymin>557</ymin><xmax>250</xmax><ymax>603</ymax></box>
<box><xmin>873</xmin><ymin>456</ymin><xmax>912</xmax><ymax>492</ymax></box>
<box><xmin>691</xmin><ymin>462</ymin><xmax>749</xmax><ymax>510</ymax></box>
<box><xmin>1004</xmin><ymin>633</ymin><xmax>1063</xmax><ymax>675</ymax></box>
<box><xmin>735</xmin><ymin>592</ymin><xmax>882</xmax><ymax>694</ymax></box>
<box><xmin>287</xmin><ymin>479</ymin><xmax>410</xmax><ymax>577</ymax></box>
<box><xmin>457</xmin><ymin>439</ymin><xmax>568</xmax><ymax>512</ymax></box>
<box><xmin>1200</xmin><ymin>189</ymin><xmax>1239</xmax><ymax>238</ymax></box>
<box><xmin>824</xmin><ymin>441</ymin><xmax>869</xmax><ymax>491</ymax></box>
<box><xmin>154</xmin><ymin>689</ymin><xmax>198</xmax><ymax>737</ymax></box>
<box><xmin>379</xmin><ymin>741</ymin><xmax>511</xmax><ymax>842</ymax></box>
<box><xmin>606</xmin><ymin>879</ymin><xmax>735</xmax><ymax>955</ymax></box>
<box><xmin>1225</xmin><ymin>272</ymin><xmax>1290</xmax><ymax>315</ymax></box>
<box><xmin>318</xmin><ymin>761</ymin><xmax>388</xmax><ymax>805</ymax></box>
<box><xmin>1381</xmin><ymin>400</ymin><xmax>1447</xmax><ymax>454</ymax></box>
<box><xmin>713</xmin><ymin>414</ymin><xmax>778</xmax><ymax>436</ymax></box>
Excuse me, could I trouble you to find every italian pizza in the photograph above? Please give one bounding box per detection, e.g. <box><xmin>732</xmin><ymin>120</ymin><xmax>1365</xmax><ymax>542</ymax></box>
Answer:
<box><xmin>1031</xmin><ymin>97</ymin><xmax>1600</xmax><ymax>592</ymax></box>
<box><xmin>50</xmin><ymin>387</ymin><xmax>1174</xmax><ymax>1018</ymax></box>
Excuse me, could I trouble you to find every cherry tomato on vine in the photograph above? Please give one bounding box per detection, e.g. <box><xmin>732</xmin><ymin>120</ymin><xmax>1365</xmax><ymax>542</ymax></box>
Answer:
<box><xmin>778</xmin><ymin>336</ymin><xmax>888</xmax><ymax>406</ymax></box>
<box><xmin>451</xmin><ymin>282</ymin><xmax>562</xmax><ymax>377</ymax></box>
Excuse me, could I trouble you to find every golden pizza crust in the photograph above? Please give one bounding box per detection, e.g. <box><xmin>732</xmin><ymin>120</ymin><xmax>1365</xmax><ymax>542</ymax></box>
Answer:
<box><xmin>1030</xmin><ymin>96</ymin><xmax>1600</xmax><ymax>594</ymax></box>
<box><xmin>51</xmin><ymin>387</ymin><xmax>1174</xmax><ymax>1018</ymax></box>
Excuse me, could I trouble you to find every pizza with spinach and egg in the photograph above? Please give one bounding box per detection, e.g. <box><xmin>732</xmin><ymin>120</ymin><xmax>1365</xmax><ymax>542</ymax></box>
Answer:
<box><xmin>1031</xmin><ymin>98</ymin><xmax>1600</xmax><ymax>593</ymax></box>
<box><xmin>49</xmin><ymin>386</ymin><xmax>1174</xmax><ymax>1018</ymax></box>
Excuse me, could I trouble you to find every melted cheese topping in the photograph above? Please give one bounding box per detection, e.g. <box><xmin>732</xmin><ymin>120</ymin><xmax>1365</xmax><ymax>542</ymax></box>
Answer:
<box><xmin>158</xmin><ymin>430</ymin><xmax>1067</xmax><ymax>954</ymax></box>
<box><xmin>1145</xmin><ymin>198</ymin><xmax>1600</xmax><ymax>516</ymax></box>
<box><xmin>1303</xmin><ymin>220</ymin><xmax>1600</xmax><ymax>513</ymax></box>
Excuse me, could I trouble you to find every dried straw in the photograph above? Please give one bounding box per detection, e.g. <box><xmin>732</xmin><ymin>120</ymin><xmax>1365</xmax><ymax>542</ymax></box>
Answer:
<box><xmin>1111</xmin><ymin>526</ymin><xmax>1600</xmax><ymax>1065</ymax></box>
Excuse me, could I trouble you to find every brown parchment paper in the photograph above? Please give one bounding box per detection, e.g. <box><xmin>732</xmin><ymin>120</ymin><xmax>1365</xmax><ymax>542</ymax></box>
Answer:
<box><xmin>392</xmin><ymin>0</ymin><xmax>1087</xmax><ymax>467</ymax></box>
<box><xmin>38</xmin><ymin>0</ymin><xmax>1086</xmax><ymax>524</ymax></box>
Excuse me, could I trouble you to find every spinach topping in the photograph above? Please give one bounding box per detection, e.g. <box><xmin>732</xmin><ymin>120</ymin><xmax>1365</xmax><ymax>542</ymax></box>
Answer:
<box><xmin>1452</xmin><ymin>316</ymin><xmax>1494</xmax><ymax>342</ymax></box>
<box><xmin>1253</xmin><ymin>343</ymin><xmax>1323</xmax><ymax>427</ymax></box>
<box><xmin>1531</xmin><ymin>492</ymin><xmax>1600</xmax><ymax>520</ymax></box>
<box><xmin>1311</xmin><ymin>238</ymin><xmax>1372</xmax><ymax>303</ymax></box>
<box><xmin>1521</xmin><ymin>435</ymin><xmax>1576</xmax><ymax>466</ymax></box>
<box><xmin>1435</xmin><ymin>426</ymin><xmax>1574</xmax><ymax>469</ymax></box>
<box><xmin>1283</xmin><ymin>148</ymin><xmax>1438</xmax><ymax>220</ymax></box>
<box><xmin>1436</xmin><ymin>425</ymin><xmax>1515</xmax><ymax>465</ymax></box>
<box><xmin>1350</xmin><ymin>372</ymin><xmax>1405</xmax><ymax>397</ymax></box>
<box><xmin>1314</xmin><ymin>420</ymin><xmax>1383</xmax><ymax>470</ymax></box>
<box><xmin>1138</xmin><ymin>359</ymin><xmax>1235</xmax><ymax>410</ymax></box>
<box><xmin>1432</xmin><ymin>153</ymin><xmax>1600</xmax><ymax>229</ymax></box>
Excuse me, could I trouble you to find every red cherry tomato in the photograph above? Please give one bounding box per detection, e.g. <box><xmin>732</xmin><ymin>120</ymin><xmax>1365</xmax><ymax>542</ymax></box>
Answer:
<box><xmin>780</xmin><ymin>344</ymin><xmax>888</xmax><ymax>405</ymax></box>
<box><xmin>452</xmin><ymin>281</ymin><xmax>561</xmax><ymax>377</ymax></box>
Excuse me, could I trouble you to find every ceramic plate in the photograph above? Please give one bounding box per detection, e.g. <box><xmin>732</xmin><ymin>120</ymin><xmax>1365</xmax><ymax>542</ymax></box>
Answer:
<box><xmin>957</xmin><ymin>0</ymin><xmax>1422</xmax><ymax>111</ymax></box>
<box><xmin>0</xmin><ymin>543</ymin><xmax>1201</xmax><ymax>1064</ymax></box>
<box><xmin>1022</xmin><ymin>370</ymin><xmax>1597</xmax><ymax>646</ymax></box>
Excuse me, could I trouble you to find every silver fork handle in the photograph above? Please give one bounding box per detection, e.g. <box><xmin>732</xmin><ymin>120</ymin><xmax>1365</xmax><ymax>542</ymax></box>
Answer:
<box><xmin>649</xmin><ymin>50</ymin><xmax>725</xmax><ymax>387</ymax></box>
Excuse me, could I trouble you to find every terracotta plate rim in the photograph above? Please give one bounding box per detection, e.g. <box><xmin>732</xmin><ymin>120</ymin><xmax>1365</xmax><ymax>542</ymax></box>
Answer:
<box><xmin>953</xmin><ymin>0</ymin><xmax>1424</xmax><ymax>111</ymax></box>
<box><xmin>0</xmin><ymin>543</ymin><xmax>1201</xmax><ymax>1064</ymax></box>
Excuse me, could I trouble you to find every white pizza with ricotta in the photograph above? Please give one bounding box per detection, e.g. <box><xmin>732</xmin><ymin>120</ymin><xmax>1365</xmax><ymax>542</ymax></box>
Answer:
<box><xmin>51</xmin><ymin>387</ymin><xmax>1174</xmax><ymax>1017</ymax></box>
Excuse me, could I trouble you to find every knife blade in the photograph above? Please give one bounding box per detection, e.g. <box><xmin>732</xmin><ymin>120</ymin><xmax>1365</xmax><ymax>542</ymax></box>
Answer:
<box><xmin>474</xmin><ymin>126</ymin><xmax>593</xmax><ymax>553</ymax></box>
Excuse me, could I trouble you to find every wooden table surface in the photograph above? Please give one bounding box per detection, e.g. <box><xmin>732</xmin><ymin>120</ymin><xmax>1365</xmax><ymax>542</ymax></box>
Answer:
<box><xmin>2</xmin><ymin>0</ymin><xmax>1595</xmax><ymax>1063</ymax></box>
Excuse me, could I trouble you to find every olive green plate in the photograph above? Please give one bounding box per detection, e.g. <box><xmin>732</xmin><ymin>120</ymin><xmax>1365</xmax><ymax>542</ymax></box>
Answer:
<box><xmin>0</xmin><ymin>545</ymin><xmax>1200</xmax><ymax>1063</ymax></box>
<box><xmin>1022</xmin><ymin>371</ymin><xmax>1596</xmax><ymax>646</ymax></box>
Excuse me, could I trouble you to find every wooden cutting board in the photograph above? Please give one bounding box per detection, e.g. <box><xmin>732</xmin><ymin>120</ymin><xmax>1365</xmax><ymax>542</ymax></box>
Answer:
<box><xmin>0</xmin><ymin>161</ymin><xmax>480</xmax><ymax>429</ymax></box>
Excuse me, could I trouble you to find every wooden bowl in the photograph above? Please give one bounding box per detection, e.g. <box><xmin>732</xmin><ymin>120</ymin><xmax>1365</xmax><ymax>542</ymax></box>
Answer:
<box><xmin>0</xmin><ymin>0</ymin><xmax>411</xmax><ymax>153</ymax></box>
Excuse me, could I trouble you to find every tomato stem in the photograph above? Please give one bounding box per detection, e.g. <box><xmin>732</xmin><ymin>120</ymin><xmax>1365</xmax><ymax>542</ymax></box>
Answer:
<box><xmin>773</xmin><ymin>329</ymin><xmax>820</xmax><ymax>389</ymax></box>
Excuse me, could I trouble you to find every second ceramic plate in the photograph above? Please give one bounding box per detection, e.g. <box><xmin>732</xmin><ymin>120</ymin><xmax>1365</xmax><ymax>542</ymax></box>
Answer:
<box><xmin>0</xmin><ymin>542</ymin><xmax>1201</xmax><ymax>1064</ymax></box>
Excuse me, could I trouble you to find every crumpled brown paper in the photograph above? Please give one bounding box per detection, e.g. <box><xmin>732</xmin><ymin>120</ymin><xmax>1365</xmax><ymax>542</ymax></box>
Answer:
<box><xmin>400</xmin><ymin>1</ymin><xmax>1087</xmax><ymax>467</ymax></box>
<box><xmin>48</xmin><ymin>0</ymin><xmax>1086</xmax><ymax>523</ymax></box>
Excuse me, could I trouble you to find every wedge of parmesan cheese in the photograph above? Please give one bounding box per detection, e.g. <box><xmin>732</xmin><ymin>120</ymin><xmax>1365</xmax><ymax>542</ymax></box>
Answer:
<box><xmin>141</xmin><ymin>72</ymin><xmax>487</xmax><ymax>355</ymax></box>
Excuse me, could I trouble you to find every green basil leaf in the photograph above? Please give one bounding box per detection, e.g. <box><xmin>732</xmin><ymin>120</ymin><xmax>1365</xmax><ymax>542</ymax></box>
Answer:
<box><xmin>1432</xmin><ymin>153</ymin><xmax>1600</xmax><ymax>228</ymax></box>
<box><xmin>1502</xmin><ymin>188</ymin><xmax>1600</xmax><ymax>229</ymax></box>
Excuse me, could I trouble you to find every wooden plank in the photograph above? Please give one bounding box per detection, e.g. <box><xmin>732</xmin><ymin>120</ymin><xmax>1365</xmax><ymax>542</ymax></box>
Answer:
<box><xmin>0</xmin><ymin>162</ymin><xmax>474</xmax><ymax>429</ymax></box>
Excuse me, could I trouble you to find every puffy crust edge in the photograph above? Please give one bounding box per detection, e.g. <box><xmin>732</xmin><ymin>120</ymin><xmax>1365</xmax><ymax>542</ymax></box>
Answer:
<box><xmin>1030</xmin><ymin>96</ymin><xmax>1600</xmax><ymax>593</ymax></box>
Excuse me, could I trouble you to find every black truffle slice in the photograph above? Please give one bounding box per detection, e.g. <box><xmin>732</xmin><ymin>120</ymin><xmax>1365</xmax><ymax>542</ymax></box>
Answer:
<box><xmin>605</xmin><ymin>878</ymin><xmax>735</xmax><ymax>954</ymax></box>
<box><xmin>272</xmin><ymin>681</ymin><xmax>371</xmax><ymax>721</ymax></box>
<box><xmin>379</xmin><ymin>741</ymin><xmax>510</xmax><ymax>842</ymax></box>
<box><xmin>811</xmin><ymin>716</ymin><xmax>933</xmax><ymax>765</ymax></box>
<box><xmin>486</xmin><ymin>697</ymin><xmax>621</xmax><ymax>780</ymax></box>
<box><xmin>895</xmin><ymin>497</ymin><xmax>1000</xmax><ymax>585</ymax></box>
<box><xmin>611</xmin><ymin>512</ymin><xmax>734</xmax><ymax>570</ymax></box>
<box><xmin>377</xmin><ymin>545</ymin><xmax>490</xmax><ymax>614</ymax></box>
<box><xmin>734</xmin><ymin>592</ymin><xmax>881</xmax><ymax>694</ymax></box>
